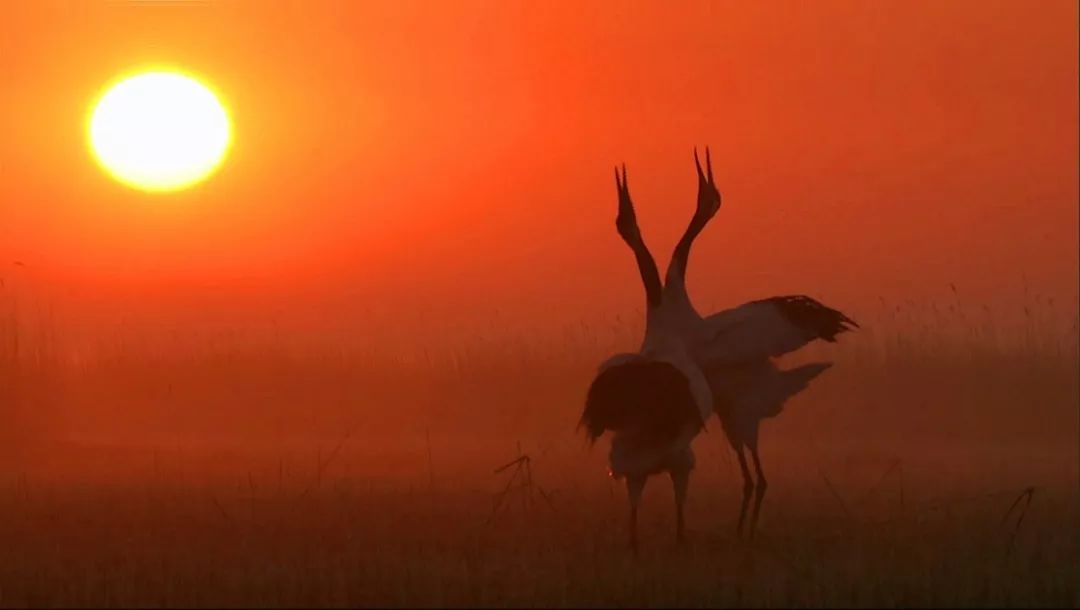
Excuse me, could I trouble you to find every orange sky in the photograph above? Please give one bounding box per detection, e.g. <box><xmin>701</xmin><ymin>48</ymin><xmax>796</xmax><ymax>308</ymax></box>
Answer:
<box><xmin>0</xmin><ymin>1</ymin><xmax>1076</xmax><ymax>344</ymax></box>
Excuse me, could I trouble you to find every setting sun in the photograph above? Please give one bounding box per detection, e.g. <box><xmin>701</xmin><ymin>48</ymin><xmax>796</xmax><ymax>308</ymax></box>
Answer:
<box><xmin>87</xmin><ymin>70</ymin><xmax>231</xmax><ymax>193</ymax></box>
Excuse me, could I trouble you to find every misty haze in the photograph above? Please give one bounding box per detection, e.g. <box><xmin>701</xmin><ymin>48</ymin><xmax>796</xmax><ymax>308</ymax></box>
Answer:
<box><xmin>0</xmin><ymin>1</ymin><xmax>1077</xmax><ymax>607</ymax></box>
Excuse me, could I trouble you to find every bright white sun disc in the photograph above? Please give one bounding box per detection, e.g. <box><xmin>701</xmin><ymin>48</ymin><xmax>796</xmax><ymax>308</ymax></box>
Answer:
<box><xmin>88</xmin><ymin>71</ymin><xmax>232</xmax><ymax>192</ymax></box>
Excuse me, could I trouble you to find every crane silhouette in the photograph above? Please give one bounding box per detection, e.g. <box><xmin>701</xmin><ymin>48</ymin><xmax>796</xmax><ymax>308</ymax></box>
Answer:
<box><xmin>579</xmin><ymin>163</ymin><xmax>716</xmax><ymax>554</ymax></box>
<box><xmin>661</xmin><ymin>148</ymin><xmax>857</xmax><ymax>538</ymax></box>
<box><xmin>582</xmin><ymin>149</ymin><xmax>858</xmax><ymax>551</ymax></box>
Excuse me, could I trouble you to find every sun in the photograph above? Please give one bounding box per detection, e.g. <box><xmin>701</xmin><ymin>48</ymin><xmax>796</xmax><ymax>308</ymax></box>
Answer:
<box><xmin>87</xmin><ymin>70</ymin><xmax>232</xmax><ymax>193</ymax></box>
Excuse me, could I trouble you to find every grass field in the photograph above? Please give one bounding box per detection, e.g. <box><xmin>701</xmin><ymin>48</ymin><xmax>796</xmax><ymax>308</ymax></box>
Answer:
<box><xmin>0</xmin><ymin>294</ymin><xmax>1076</xmax><ymax>607</ymax></box>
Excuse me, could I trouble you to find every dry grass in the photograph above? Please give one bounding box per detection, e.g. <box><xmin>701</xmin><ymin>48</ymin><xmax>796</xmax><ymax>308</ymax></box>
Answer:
<box><xmin>0</xmin><ymin>462</ymin><xmax>1073</xmax><ymax>607</ymax></box>
<box><xmin>0</xmin><ymin>290</ymin><xmax>1076</xmax><ymax>607</ymax></box>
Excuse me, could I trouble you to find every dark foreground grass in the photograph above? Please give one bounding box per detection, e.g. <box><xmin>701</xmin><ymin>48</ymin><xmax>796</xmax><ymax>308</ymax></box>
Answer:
<box><xmin>0</xmin><ymin>445</ymin><xmax>1074</xmax><ymax>608</ymax></box>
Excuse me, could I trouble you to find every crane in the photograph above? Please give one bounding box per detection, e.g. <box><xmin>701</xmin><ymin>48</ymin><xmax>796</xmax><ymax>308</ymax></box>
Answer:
<box><xmin>582</xmin><ymin>149</ymin><xmax>858</xmax><ymax>551</ymax></box>
<box><xmin>579</xmin><ymin>164</ymin><xmax>714</xmax><ymax>554</ymax></box>
<box><xmin>662</xmin><ymin>148</ymin><xmax>858</xmax><ymax>538</ymax></box>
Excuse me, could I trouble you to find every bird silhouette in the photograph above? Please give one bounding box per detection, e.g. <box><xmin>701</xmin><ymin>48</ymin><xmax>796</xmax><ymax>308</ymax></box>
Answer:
<box><xmin>662</xmin><ymin>148</ymin><xmax>857</xmax><ymax>538</ymax></box>
<box><xmin>580</xmin><ymin>164</ymin><xmax>714</xmax><ymax>554</ymax></box>
<box><xmin>583</xmin><ymin>148</ymin><xmax>858</xmax><ymax>550</ymax></box>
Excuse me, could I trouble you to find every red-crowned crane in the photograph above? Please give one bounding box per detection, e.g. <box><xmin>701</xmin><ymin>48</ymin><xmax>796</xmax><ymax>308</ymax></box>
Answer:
<box><xmin>579</xmin><ymin>164</ymin><xmax>714</xmax><ymax>554</ymax></box>
<box><xmin>582</xmin><ymin>149</ymin><xmax>858</xmax><ymax>551</ymax></box>
<box><xmin>661</xmin><ymin>148</ymin><xmax>858</xmax><ymax>538</ymax></box>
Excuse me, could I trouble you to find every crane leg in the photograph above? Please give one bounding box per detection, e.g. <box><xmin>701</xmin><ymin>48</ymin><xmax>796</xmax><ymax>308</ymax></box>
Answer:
<box><xmin>627</xmin><ymin>475</ymin><xmax>646</xmax><ymax>556</ymax></box>
<box><xmin>748</xmin><ymin>444</ymin><xmax>768</xmax><ymax>540</ymax></box>
<box><xmin>735</xmin><ymin>445</ymin><xmax>754</xmax><ymax>538</ymax></box>
<box><xmin>670</xmin><ymin>467</ymin><xmax>689</xmax><ymax>545</ymax></box>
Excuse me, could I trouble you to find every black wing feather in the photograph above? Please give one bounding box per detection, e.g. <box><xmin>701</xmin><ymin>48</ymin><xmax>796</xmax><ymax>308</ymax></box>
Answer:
<box><xmin>580</xmin><ymin>361</ymin><xmax>702</xmax><ymax>445</ymax></box>
<box><xmin>752</xmin><ymin>295</ymin><xmax>859</xmax><ymax>342</ymax></box>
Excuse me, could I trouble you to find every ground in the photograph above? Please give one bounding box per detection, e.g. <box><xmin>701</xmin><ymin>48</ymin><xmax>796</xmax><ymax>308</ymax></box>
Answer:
<box><xmin>0</xmin><ymin>301</ymin><xmax>1076</xmax><ymax>606</ymax></box>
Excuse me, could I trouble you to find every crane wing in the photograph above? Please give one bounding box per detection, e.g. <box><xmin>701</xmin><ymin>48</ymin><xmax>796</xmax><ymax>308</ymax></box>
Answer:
<box><xmin>597</xmin><ymin>352</ymin><xmax>645</xmax><ymax>374</ymax></box>
<box><xmin>694</xmin><ymin>295</ymin><xmax>858</xmax><ymax>366</ymax></box>
<box><xmin>708</xmin><ymin>361</ymin><xmax>833</xmax><ymax>421</ymax></box>
<box><xmin>580</xmin><ymin>359</ymin><xmax>704</xmax><ymax>444</ymax></box>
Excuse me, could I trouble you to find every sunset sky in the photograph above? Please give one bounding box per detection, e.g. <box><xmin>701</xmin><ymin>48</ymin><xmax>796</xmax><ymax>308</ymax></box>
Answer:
<box><xmin>1</xmin><ymin>1</ymin><xmax>1076</xmax><ymax>347</ymax></box>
